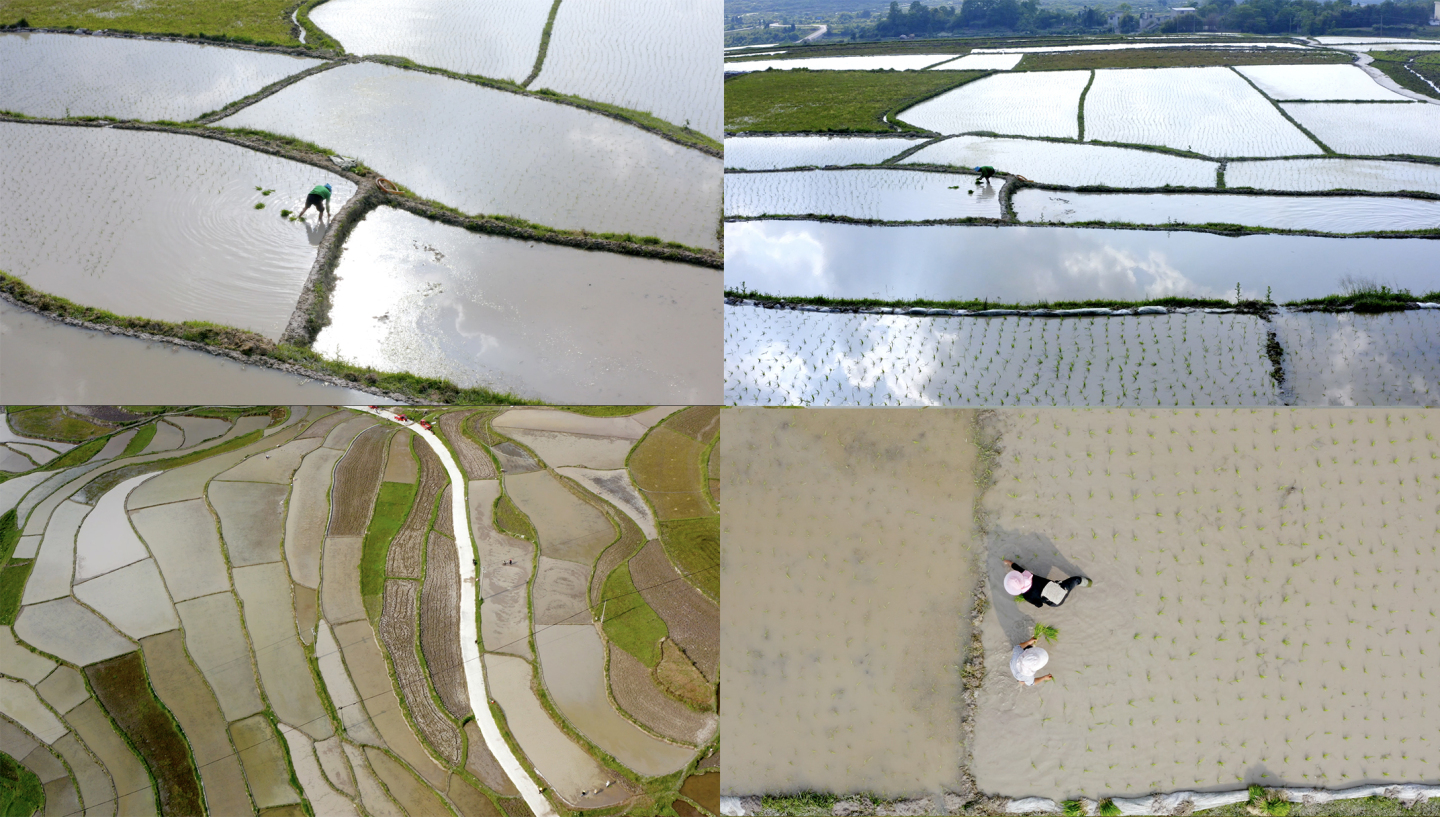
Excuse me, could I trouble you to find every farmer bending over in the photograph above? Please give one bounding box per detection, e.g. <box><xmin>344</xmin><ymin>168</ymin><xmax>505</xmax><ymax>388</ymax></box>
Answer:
<box><xmin>1011</xmin><ymin>637</ymin><xmax>1052</xmax><ymax>686</ymax></box>
<box><xmin>1004</xmin><ymin>559</ymin><xmax>1091</xmax><ymax>609</ymax></box>
<box><xmin>298</xmin><ymin>183</ymin><xmax>333</xmax><ymax>219</ymax></box>
<box><xmin>975</xmin><ymin>165</ymin><xmax>997</xmax><ymax>184</ymax></box>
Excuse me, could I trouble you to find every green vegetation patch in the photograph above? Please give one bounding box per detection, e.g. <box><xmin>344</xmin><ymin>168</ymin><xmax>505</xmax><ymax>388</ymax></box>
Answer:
<box><xmin>0</xmin><ymin>562</ymin><xmax>34</xmax><ymax>626</ymax></box>
<box><xmin>1286</xmin><ymin>283</ymin><xmax>1440</xmax><ymax>312</ymax></box>
<box><xmin>6</xmin><ymin>406</ymin><xmax>111</xmax><ymax>442</ymax></box>
<box><xmin>0</xmin><ymin>752</ymin><xmax>46</xmax><ymax>817</ymax></box>
<box><xmin>597</xmin><ymin>562</ymin><xmax>668</xmax><ymax>668</ymax></box>
<box><xmin>760</xmin><ymin>792</ymin><xmax>839</xmax><ymax>816</ymax></box>
<box><xmin>42</xmin><ymin>436</ymin><xmax>108</xmax><ymax>471</ymax></box>
<box><xmin>121</xmin><ymin>423</ymin><xmax>158</xmax><ymax>458</ymax></box>
<box><xmin>658</xmin><ymin>517</ymin><xmax>719</xmax><ymax>601</ymax></box>
<box><xmin>1018</xmin><ymin>47</ymin><xmax>1351</xmax><ymax>72</ymax></box>
<box><xmin>85</xmin><ymin>652</ymin><xmax>205</xmax><ymax>816</ymax></box>
<box><xmin>493</xmin><ymin>494</ymin><xmax>537</xmax><ymax>542</ymax></box>
<box><xmin>5</xmin><ymin>0</ymin><xmax>302</xmax><ymax>45</ymax></box>
<box><xmin>360</xmin><ymin>481</ymin><xmax>419</xmax><ymax>602</ymax></box>
<box><xmin>725</xmin><ymin>69</ymin><xmax>984</xmax><ymax>133</ymax></box>
<box><xmin>0</xmin><ymin>510</ymin><xmax>19</xmax><ymax>565</ymax></box>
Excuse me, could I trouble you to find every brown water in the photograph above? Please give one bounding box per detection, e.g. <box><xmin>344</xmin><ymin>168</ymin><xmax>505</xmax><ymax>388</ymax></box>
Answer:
<box><xmin>721</xmin><ymin>409</ymin><xmax>980</xmax><ymax>797</ymax></box>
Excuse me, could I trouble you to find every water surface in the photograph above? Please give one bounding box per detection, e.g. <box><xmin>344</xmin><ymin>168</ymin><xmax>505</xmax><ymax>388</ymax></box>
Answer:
<box><xmin>219</xmin><ymin>63</ymin><xmax>721</xmax><ymax>249</ymax></box>
<box><xmin>313</xmin><ymin>207</ymin><xmax>720</xmax><ymax>403</ymax></box>
<box><xmin>0</xmin><ymin>33</ymin><xmax>320</xmax><ymax>121</ymax></box>
<box><xmin>724</xmin><ymin>220</ymin><xmax>1440</xmax><ymax>301</ymax></box>
<box><xmin>1014</xmin><ymin>189</ymin><xmax>1440</xmax><ymax>233</ymax></box>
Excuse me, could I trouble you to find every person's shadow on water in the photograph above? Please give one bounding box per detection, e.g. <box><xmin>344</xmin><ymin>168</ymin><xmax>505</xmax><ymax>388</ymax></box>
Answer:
<box><xmin>986</xmin><ymin>528</ymin><xmax>1088</xmax><ymax>645</ymax></box>
<box><xmin>304</xmin><ymin>218</ymin><xmax>328</xmax><ymax>246</ymax></box>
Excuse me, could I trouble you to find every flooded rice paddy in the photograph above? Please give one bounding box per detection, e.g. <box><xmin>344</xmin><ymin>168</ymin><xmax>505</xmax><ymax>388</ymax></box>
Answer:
<box><xmin>723</xmin><ymin>136</ymin><xmax>926</xmax><ymax>170</ymax></box>
<box><xmin>535</xmin><ymin>625</ymin><xmax>696</xmax><ymax>777</ymax></box>
<box><xmin>217</xmin><ymin>63</ymin><xmax>721</xmax><ymax>249</ymax></box>
<box><xmin>724</xmin><ymin>306</ymin><xmax>1279</xmax><ymax>406</ymax></box>
<box><xmin>723</xmin><ymin>54</ymin><xmax>964</xmax><ymax>72</ymax></box>
<box><xmin>1085</xmin><ymin>67</ymin><xmax>1319</xmax><ymax>156</ymax></box>
<box><xmin>723</xmin><ymin>220</ymin><xmax>1440</xmax><ymax>302</ymax></box>
<box><xmin>308</xmin><ymin>0</ymin><xmax>551</xmax><ymax>83</ymax></box>
<box><xmin>724</xmin><ymin>169</ymin><xmax>1002</xmax><ymax>220</ymax></box>
<box><xmin>1224</xmin><ymin>157</ymin><xmax>1440</xmax><ymax>194</ymax></box>
<box><xmin>1273</xmin><ymin>310</ymin><xmax>1439</xmax><ymax>405</ymax></box>
<box><xmin>1234</xmin><ymin>63</ymin><xmax>1410</xmax><ymax>101</ymax></box>
<box><xmin>1280</xmin><ymin>101</ymin><xmax>1440</xmax><ymax>157</ymax></box>
<box><xmin>901</xmin><ymin>135</ymin><xmax>1219</xmax><ymax>188</ymax></box>
<box><xmin>0</xmin><ymin>123</ymin><xmax>356</xmax><ymax>339</ymax></box>
<box><xmin>534</xmin><ymin>0</ymin><xmax>724</xmax><ymax>140</ymax></box>
<box><xmin>1013</xmin><ymin>189</ymin><xmax>1440</xmax><ymax>233</ymax></box>
<box><xmin>898</xmin><ymin>71</ymin><xmax>1090</xmax><ymax>138</ymax></box>
<box><xmin>0</xmin><ymin>33</ymin><xmax>320</xmax><ymax>121</ymax></box>
<box><xmin>312</xmin><ymin>207</ymin><xmax>720</xmax><ymax>403</ymax></box>
<box><xmin>722</xmin><ymin>409</ymin><xmax>978</xmax><ymax>796</ymax></box>
<box><xmin>939</xmin><ymin>53</ymin><xmax>1024</xmax><ymax>70</ymax></box>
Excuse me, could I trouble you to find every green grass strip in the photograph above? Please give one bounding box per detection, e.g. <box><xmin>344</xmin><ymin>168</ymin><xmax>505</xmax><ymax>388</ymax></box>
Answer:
<box><xmin>1286</xmin><ymin>285</ymin><xmax>1440</xmax><ymax>312</ymax></box>
<box><xmin>121</xmin><ymin>423</ymin><xmax>158</xmax><ymax>458</ymax></box>
<box><xmin>1077</xmin><ymin>69</ymin><xmax>1095</xmax><ymax>141</ymax></box>
<box><xmin>0</xmin><ymin>510</ymin><xmax>19</xmax><ymax>565</ymax></box>
<box><xmin>42</xmin><ymin>436</ymin><xmax>107</xmax><ymax>472</ymax></box>
<box><xmin>598</xmin><ymin>562</ymin><xmax>668</xmax><ymax>668</ymax></box>
<box><xmin>522</xmin><ymin>0</ymin><xmax>564</xmax><ymax>88</ymax></box>
<box><xmin>558</xmin><ymin>406</ymin><xmax>652</xmax><ymax>417</ymax></box>
<box><xmin>725</xmin><ymin>69</ymin><xmax>984</xmax><ymax>134</ymax></box>
<box><xmin>360</xmin><ymin>482</ymin><xmax>419</xmax><ymax>598</ymax></box>
<box><xmin>727</xmin><ymin>288</ymin><xmax>1244</xmax><ymax>312</ymax></box>
<box><xmin>0</xmin><ymin>562</ymin><xmax>35</xmax><ymax>626</ymax></box>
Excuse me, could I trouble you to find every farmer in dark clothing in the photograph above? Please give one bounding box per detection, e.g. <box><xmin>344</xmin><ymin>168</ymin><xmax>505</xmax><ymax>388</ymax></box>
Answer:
<box><xmin>1003</xmin><ymin>558</ymin><xmax>1091</xmax><ymax>608</ymax></box>
<box><xmin>298</xmin><ymin>183</ymin><xmax>333</xmax><ymax>219</ymax></box>
<box><xmin>975</xmin><ymin>165</ymin><xmax>997</xmax><ymax>184</ymax></box>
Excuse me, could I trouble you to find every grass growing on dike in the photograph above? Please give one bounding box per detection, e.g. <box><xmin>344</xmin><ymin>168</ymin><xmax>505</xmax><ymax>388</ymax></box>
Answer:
<box><xmin>726</xmin><ymin>287</ymin><xmax>1258</xmax><ymax>313</ymax></box>
<box><xmin>0</xmin><ymin>753</ymin><xmax>46</xmax><ymax>817</ymax></box>
<box><xmin>5</xmin><ymin>405</ymin><xmax>111</xmax><ymax>442</ymax></box>
<box><xmin>4</xmin><ymin>0</ymin><xmax>302</xmax><ymax>45</ymax></box>
<box><xmin>0</xmin><ymin>509</ymin><xmax>31</xmax><ymax>626</ymax></box>
<box><xmin>1016</xmin><ymin>47</ymin><xmax>1352</xmax><ymax>72</ymax></box>
<box><xmin>1368</xmin><ymin>50</ymin><xmax>1440</xmax><ymax>100</ymax></box>
<box><xmin>493</xmin><ymin>494</ymin><xmax>537</xmax><ymax>542</ymax></box>
<box><xmin>120</xmin><ymin>423</ymin><xmax>158</xmax><ymax>457</ymax></box>
<box><xmin>361</xmin><ymin>481</ymin><xmax>418</xmax><ymax>617</ymax></box>
<box><xmin>598</xmin><ymin>562</ymin><xmax>669</xmax><ymax>667</ymax></box>
<box><xmin>725</xmin><ymin>70</ymin><xmax>984</xmax><ymax>133</ymax></box>
<box><xmin>1286</xmin><ymin>282</ymin><xmax>1440</xmax><ymax>312</ymax></box>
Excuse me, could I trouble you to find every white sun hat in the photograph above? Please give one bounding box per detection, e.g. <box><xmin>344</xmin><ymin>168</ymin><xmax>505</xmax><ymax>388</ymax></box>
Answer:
<box><xmin>1010</xmin><ymin>645</ymin><xmax>1049</xmax><ymax>685</ymax></box>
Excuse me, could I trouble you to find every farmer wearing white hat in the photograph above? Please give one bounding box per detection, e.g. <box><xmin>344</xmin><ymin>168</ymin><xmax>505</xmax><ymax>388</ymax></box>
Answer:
<box><xmin>1010</xmin><ymin>637</ymin><xmax>1052</xmax><ymax>686</ymax></box>
<box><xmin>1003</xmin><ymin>558</ymin><xmax>1091</xmax><ymax>609</ymax></box>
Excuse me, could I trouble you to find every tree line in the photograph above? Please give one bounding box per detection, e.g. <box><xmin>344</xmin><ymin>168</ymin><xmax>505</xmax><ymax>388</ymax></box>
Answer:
<box><xmin>863</xmin><ymin>0</ymin><xmax>1434</xmax><ymax>36</ymax></box>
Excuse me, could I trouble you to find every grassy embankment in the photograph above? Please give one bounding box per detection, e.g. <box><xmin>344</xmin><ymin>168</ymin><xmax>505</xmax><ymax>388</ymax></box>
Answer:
<box><xmin>1286</xmin><ymin>283</ymin><xmax>1440</xmax><ymax>312</ymax></box>
<box><xmin>0</xmin><ymin>510</ymin><xmax>30</xmax><ymax>626</ymax></box>
<box><xmin>726</xmin><ymin>287</ymin><xmax>1256</xmax><ymax>312</ymax></box>
<box><xmin>5</xmin><ymin>405</ymin><xmax>111</xmax><ymax>442</ymax></box>
<box><xmin>492</xmin><ymin>494</ymin><xmax>537</xmax><ymax>542</ymax></box>
<box><xmin>3</xmin><ymin>0</ymin><xmax>301</xmax><ymax>45</ymax></box>
<box><xmin>360</xmin><ymin>482</ymin><xmax>420</xmax><ymax>619</ymax></box>
<box><xmin>657</xmin><ymin>517</ymin><xmax>720</xmax><ymax>601</ymax></box>
<box><xmin>725</xmin><ymin>70</ymin><xmax>985</xmax><ymax>133</ymax></box>
<box><xmin>1017</xmin><ymin>47</ymin><xmax>1352</xmax><ymax>71</ymax></box>
<box><xmin>1368</xmin><ymin>50</ymin><xmax>1440</xmax><ymax>100</ymax></box>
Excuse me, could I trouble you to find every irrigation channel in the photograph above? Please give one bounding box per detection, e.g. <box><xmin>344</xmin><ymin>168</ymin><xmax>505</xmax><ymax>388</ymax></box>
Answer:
<box><xmin>1</xmin><ymin>26</ymin><xmax>721</xmax><ymax>403</ymax></box>
<box><xmin>357</xmin><ymin>407</ymin><xmax>559</xmax><ymax>817</ymax></box>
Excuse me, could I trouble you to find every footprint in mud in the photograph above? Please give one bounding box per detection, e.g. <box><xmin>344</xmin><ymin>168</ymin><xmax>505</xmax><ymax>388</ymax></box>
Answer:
<box><xmin>374</xmin><ymin>313</ymin><xmax>390</xmax><ymax>322</ymax></box>
<box><xmin>419</xmin><ymin>282</ymin><xmax>443</xmax><ymax>297</ymax></box>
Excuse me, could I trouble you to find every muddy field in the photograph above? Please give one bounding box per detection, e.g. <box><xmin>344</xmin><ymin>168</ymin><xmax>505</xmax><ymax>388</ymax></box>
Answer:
<box><xmin>129</xmin><ymin>499</ymin><xmax>230</xmax><ymax>601</ymax></box>
<box><xmin>284</xmin><ymin>446</ymin><xmax>345</xmax><ymax>588</ymax></box>
<box><xmin>722</xmin><ymin>409</ymin><xmax>981</xmax><ymax>797</ymax></box>
<box><xmin>321</xmin><ymin>535</ymin><xmax>367</xmax><ymax>625</ymax></box>
<box><xmin>233</xmin><ymin>562</ymin><xmax>333</xmax><ymax>740</ymax></box>
<box><xmin>233</xmin><ymin>714</ymin><xmax>302</xmax><ymax>808</ymax></box>
<box><xmin>328</xmin><ymin>425</ymin><xmax>392</xmax><ymax>536</ymax></box>
<box><xmin>973</xmin><ymin>408</ymin><xmax>1440</xmax><ymax>801</ymax></box>
<box><xmin>86</xmin><ymin>651</ymin><xmax>204</xmax><ymax>816</ymax></box>
<box><xmin>140</xmin><ymin>631</ymin><xmax>253</xmax><ymax>816</ymax></box>
<box><xmin>66</xmin><ymin>698</ymin><xmax>155</xmax><ymax>815</ymax></box>
<box><xmin>387</xmin><ymin>442</ymin><xmax>446</xmax><ymax>578</ymax></box>
<box><xmin>532</xmin><ymin>556</ymin><xmax>590</xmax><ymax>626</ymax></box>
<box><xmin>469</xmin><ymin>481</ymin><xmax>534</xmax><ymax>659</ymax></box>
<box><xmin>420</xmin><ymin>529</ymin><xmax>469</xmax><ymax>721</ymax></box>
<box><xmin>506</xmin><ymin>470</ymin><xmax>615</xmax><ymax>565</ymax></box>
<box><xmin>379</xmin><ymin>578</ymin><xmax>462</xmax><ymax>765</ymax></box>
<box><xmin>209</xmin><ymin>480</ymin><xmax>289</xmax><ymax>566</ymax></box>
<box><xmin>609</xmin><ymin>642</ymin><xmax>718</xmax><ymax>746</ymax></box>
<box><xmin>438</xmin><ymin>410</ymin><xmax>498</xmax><ymax>479</ymax></box>
<box><xmin>174</xmin><ymin>592</ymin><xmax>264</xmax><ymax>721</ymax></box>
<box><xmin>588</xmin><ymin>506</ymin><xmax>649</xmax><ymax>609</ymax></box>
<box><xmin>464</xmin><ymin>721</ymin><xmax>519</xmax><ymax>796</ymax></box>
<box><xmin>631</xmin><ymin>540</ymin><xmax>719</xmax><ymax>683</ymax></box>
<box><xmin>384</xmin><ymin>430</ymin><xmax>418</xmax><ymax>483</ymax></box>
<box><xmin>298</xmin><ymin>409</ymin><xmax>350</xmax><ymax>441</ymax></box>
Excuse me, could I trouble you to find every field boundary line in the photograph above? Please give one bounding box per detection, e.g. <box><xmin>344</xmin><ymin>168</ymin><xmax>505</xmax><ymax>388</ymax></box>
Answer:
<box><xmin>1076</xmin><ymin>69</ymin><xmax>1095</xmax><ymax>140</ymax></box>
<box><xmin>1229</xmin><ymin>64</ymin><xmax>1335</xmax><ymax>154</ymax></box>
<box><xmin>192</xmin><ymin>58</ymin><xmax>352</xmax><ymax>125</ymax></box>
<box><xmin>522</xmin><ymin>0</ymin><xmax>565</xmax><ymax>88</ymax></box>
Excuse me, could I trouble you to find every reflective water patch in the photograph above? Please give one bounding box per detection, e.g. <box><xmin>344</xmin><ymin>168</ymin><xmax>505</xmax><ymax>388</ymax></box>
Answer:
<box><xmin>725</xmin><ymin>169</ymin><xmax>1002</xmax><ymax>221</ymax></box>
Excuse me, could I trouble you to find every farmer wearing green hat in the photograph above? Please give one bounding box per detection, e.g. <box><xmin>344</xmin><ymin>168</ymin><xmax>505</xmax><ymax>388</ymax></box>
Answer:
<box><xmin>298</xmin><ymin>183</ymin><xmax>333</xmax><ymax>219</ymax></box>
